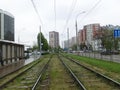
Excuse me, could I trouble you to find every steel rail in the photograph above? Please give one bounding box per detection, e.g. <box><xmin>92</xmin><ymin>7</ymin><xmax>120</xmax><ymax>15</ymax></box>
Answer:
<box><xmin>31</xmin><ymin>55</ymin><xmax>52</xmax><ymax>90</ymax></box>
<box><xmin>64</xmin><ymin>55</ymin><xmax>120</xmax><ymax>87</ymax></box>
<box><xmin>58</xmin><ymin>55</ymin><xmax>86</xmax><ymax>90</ymax></box>
<box><xmin>0</xmin><ymin>58</ymin><xmax>42</xmax><ymax>89</ymax></box>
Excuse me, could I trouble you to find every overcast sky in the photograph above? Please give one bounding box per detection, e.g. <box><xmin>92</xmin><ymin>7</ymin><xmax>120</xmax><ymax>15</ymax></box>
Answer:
<box><xmin>0</xmin><ymin>0</ymin><xmax>120</xmax><ymax>47</ymax></box>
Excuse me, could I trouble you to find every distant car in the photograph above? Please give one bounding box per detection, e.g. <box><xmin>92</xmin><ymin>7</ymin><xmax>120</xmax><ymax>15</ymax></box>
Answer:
<box><xmin>100</xmin><ymin>50</ymin><xmax>112</xmax><ymax>55</ymax></box>
<box><xmin>37</xmin><ymin>52</ymin><xmax>41</xmax><ymax>55</ymax></box>
<box><xmin>111</xmin><ymin>50</ymin><xmax>119</xmax><ymax>55</ymax></box>
<box><xmin>100</xmin><ymin>50</ymin><xmax>119</xmax><ymax>55</ymax></box>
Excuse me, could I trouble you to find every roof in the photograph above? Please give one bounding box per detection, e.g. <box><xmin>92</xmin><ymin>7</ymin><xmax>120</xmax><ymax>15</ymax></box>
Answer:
<box><xmin>0</xmin><ymin>40</ymin><xmax>24</xmax><ymax>46</ymax></box>
<box><xmin>0</xmin><ymin>9</ymin><xmax>14</xmax><ymax>18</ymax></box>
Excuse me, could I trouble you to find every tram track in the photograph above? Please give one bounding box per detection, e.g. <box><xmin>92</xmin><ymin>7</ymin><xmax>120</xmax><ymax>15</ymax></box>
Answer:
<box><xmin>31</xmin><ymin>55</ymin><xmax>52</xmax><ymax>90</ymax></box>
<box><xmin>0</xmin><ymin>55</ymin><xmax>52</xmax><ymax>90</ymax></box>
<box><xmin>35</xmin><ymin>54</ymin><xmax>80</xmax><ymax>90</ymax></box>
<box><xmin>60</xmin><ymin>54</ymin><xmax>120</xmax><ymax>90</ymax></box>
<box><xmin>58</xmin><ymin>55</ymin><xmax>86</xmax><ymax>90</ymax></box>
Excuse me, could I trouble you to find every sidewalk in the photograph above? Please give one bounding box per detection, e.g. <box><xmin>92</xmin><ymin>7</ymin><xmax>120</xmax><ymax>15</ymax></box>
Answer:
<box><xmin>24</xmin><ymin>54</ymin><xmax>41</xmax><ymax>65</ymax></box>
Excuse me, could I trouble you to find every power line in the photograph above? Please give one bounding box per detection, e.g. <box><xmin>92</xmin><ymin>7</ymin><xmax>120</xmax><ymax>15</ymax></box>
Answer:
<box><xmin>30</xmin><ymin>0</ymin><xmax>48</xmax><ymax>36</ymax></box>
<box><xmin>54</xmin><ymin>0</ymin><xmax>56</xmax><ymax>31</ymax></box>
<box><xmin>61</xmin><ymin>0</ymin><xmax>102</xmax><ymax>46</ymax></box>
<box><xmin>31</xmin><ymin>0</ymin><xmax>43</xmax><ymax>25</ymax></box>
<box><xmin>62</xmin><ymin>0</ymin><xmax>77</xmax><ymax>35</ymax></box>
<box><xmin>79</xmin><ymin>0</ymin><xmax>102</xmax><ymax>23</ymax></box>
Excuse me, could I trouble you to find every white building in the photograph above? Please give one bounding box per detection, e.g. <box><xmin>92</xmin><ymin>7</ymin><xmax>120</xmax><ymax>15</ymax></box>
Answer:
<box><xmin>84</xmin><ymin>23</ymin><xmax>101</xmax><ymax>50</ymax></box>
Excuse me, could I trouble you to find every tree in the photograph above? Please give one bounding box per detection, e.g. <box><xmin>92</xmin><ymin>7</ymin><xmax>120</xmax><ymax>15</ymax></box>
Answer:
<box><xmin>37</xmin><ymin>32</ymin><xmax>49</xmax><ymax>51</ymax></box>
<box><xmin>101</xmin><ymin>25</ymin><xmax>120</xmax><ymax>50</ymax></box>
<box><xmin>71</xmin><ymin>44</ymin><xmax>77</xmax><ymax>51</ymax></box>
<box><xmin>32</xmin><ymin>42</ymin><xmax>38</xmax><ymax>51</ymax></box>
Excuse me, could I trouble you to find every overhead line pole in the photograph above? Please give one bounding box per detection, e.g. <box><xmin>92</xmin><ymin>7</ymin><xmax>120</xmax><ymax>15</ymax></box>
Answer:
<box><xmin>75</xmin><ymin>11</ymin><xmax>86</xmax><ymax>51</ymax></box>
<box><xmin>39</xmin><ymin>26</ymin><xmax>41</xmax><ymax>55</ymax></box>
<box><xmin>67</xmin><ymin>28</ymin><xmax>69</xmax><ymax>53</ymax></box>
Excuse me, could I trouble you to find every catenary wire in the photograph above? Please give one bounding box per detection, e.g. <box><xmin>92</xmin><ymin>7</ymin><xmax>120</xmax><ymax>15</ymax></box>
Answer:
<box><xmin>61</xmin><ymin>0</ymin><xmax>77</xmax><ymax>35</ymax></box>
<box><xmin>54</xmin><ymin>0</ymin><xmax>56</xmax><ymax>31</ymax></box>
<box><xmin>78</xmin><ymin>0</ymin><xmax>102</xmax><ymax>24</ymax></box>
<box><xmin>31</xmin><ymin>0</ymin><xmax>48</xmax><ymax>36</ymax></box>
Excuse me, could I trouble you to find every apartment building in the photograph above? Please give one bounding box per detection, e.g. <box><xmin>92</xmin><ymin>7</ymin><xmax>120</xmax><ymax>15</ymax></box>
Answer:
<box><xmin>77</xmin><ymin>23</ymin><xmax>101</xmax><ymax>50</ymax></box>
<box><xmin>49</xmin><ymin>31</ymin><xmax>59</xmax><ymax>48</ymax></box>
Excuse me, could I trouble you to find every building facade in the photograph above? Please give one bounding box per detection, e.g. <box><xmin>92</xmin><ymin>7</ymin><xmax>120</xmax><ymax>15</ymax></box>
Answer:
<box><xmin>0</xmin><ymin>9</ymin><xmax>14</xmax><ymax>41</ymax></box>
<box><xmin>77</xmin><ymin>23</ymin><xmax>101</xmax><ymax>50</ymax></box>
<box><xmin>49</xmin><ymin>31</ymin><xmax>59</xmax><ymax>48</ymax></box>
<box><xmin>82</xmin><ymin>24</ymin><xmax>100</xmax><ymax>49</ymax></box>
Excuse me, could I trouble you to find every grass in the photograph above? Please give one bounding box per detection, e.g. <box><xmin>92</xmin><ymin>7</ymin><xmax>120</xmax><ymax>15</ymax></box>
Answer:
<box><xmin>64</xmin><ymin>53</ymin><xmax>120</xmax><ymax>74</ymax></box>
<box><xmin>49</xmin><ymin>55</ymin><xmax>79</xmax><ymax>90</ymax></box>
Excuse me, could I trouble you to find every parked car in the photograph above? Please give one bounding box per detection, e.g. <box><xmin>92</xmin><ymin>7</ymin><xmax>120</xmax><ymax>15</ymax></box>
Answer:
<box><xmin>111</xmin><ymin>50</ymin><xmax>119</xmax><ymax>55</ymax></box>
<box><xmin>100</xmin><ymin>50</ymin><xmax>112</xmax><ymax>55</ymax></box>
<box><xmin>100</xmin><ymin>50</ymin><xmax>119</xmax><ymax>55</ymax></box>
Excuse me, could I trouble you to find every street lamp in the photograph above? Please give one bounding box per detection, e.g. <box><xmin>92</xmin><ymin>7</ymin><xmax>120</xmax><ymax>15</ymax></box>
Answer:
<box><xmin>75</xmin><ymin>11</ymin><xmax>85</xmax><ymax>51</ymax></box>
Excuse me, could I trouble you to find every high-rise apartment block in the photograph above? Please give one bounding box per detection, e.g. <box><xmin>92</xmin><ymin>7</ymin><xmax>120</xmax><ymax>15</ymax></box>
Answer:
<box><xmin>78</xmin><ymin>23</ymin><xmax>101</xmax><ymax>50</ymax></box>
<box><xmin>0</xmin><ymin>9</ymin><xmax>14</xmax><ymax>41</ymax></box>
<box><xmin>49</xmin><ymin>31</ymin><xmax>59</xmax><ymax>48</ymax></box>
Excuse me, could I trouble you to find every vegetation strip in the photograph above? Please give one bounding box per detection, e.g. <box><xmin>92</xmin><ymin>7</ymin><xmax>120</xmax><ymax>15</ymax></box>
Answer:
<box><xmin>64</xmin><ymin>53</ymin><xmax>120</xmax><ymax>82</ymax></box>
<box><xmin>48</xmin><ymin>54</ymin><xmax>79</xmax><ymax>90</ymax></box>
<box><xmin>32</xmin><ymin>55</ymin><xmax>52</xmax><ymax>90</ymax></box>
<box><xmin>66</xmin><ymin>56</ymin><xmax>120</xmax><ymax>87</ymax></box>
<box><xmin>1</xmin><ymin>55</ymin><xmax>50</xmax><ymax>90</ymax></box>
<box><xmin>62</xmin><ymin>54</ymin><xmax>120</xmax><ymax>90</ymax></box>
<box><xmin>0</xmin><ymin>57</ymin><xmax>42</xmax><ymax>88</ymax></box>
<box><xmin>58</xmin><ymin>55</ymin><xmax>86</xmax><ymax>90</ymax></box>
<box><xmin>66</xmin><ymin>53</ymin><xmax>120</xmax><ymax>73</ymax></box>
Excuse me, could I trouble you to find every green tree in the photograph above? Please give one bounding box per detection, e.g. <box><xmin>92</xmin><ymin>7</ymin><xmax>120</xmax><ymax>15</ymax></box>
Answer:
<box><xmin>101</xmin><ymin>25</ymin><xmax>120</xmax><ymax>50</ymax></box>
<box><xmin>71</xmin><ymin>44</ymin><xmax>77</xmax><ymax>51</ymax></box>
<box><xmin>32</xmin><ymin>42</ymin><xmax>38</xmax><ymax>51</ymax></box>
<box><xmin>37</xmin><ymin>32</ymin><xmax>48</xmax><ymax>51</ymax></box>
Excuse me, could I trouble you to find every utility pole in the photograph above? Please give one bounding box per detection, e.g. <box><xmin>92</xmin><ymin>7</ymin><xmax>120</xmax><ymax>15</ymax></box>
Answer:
<box><xmin>67</xmin><ymin>28</ymin><xmax>69</xmax><ymax>53</ymax></box>
<box><xmin>75</xmin><ymin>21</ymin><xmax>78</xmax><ymax>51</ymax></box>
<box><xmin>39</xmin><ymin>26</ymin><xmax>41</xmax><ymax>55</ymax></box>
<box><xmin>75</xmin><ymin>11</ymin><xmax>85</xmax><ymax>51</ymax></box>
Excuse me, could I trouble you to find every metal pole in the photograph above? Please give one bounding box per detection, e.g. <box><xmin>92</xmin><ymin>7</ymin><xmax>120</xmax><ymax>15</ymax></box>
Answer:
<box><xmin>39</xmin><ymin>26</ymin><xmax>41</xmax><ymax>55</ymax></box>
<box><xmin>76</xmin><ymin>20</ymin><xmax>78</xmax><ymax>51</ymax></box>
<box><xmin>75</xmin><ymin>11</ymin><xmax>85</xmax><ymax>52</ymax></box>
<box><xmin>67</xmin><ymin>28</ymin><xmax>69</xmax><ymax>53</ymax></box>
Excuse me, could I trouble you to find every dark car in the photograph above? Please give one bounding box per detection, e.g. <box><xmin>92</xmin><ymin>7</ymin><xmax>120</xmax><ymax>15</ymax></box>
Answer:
<box><xmin>100</xmin><ymin>50</ymin><xmax>119</xmax><ymax>55</ymax></box>
<box><xmin>100</xmin><ymin>50</ymin><xmax>112</xmax><ymax>55</ymax></box>
<box><xmin>111</xmin><ymin>50</ymin><xmax>119</xmax><ymax>55</ymax></box>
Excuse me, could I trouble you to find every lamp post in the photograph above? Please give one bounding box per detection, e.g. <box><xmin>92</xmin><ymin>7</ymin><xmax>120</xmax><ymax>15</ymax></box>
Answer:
<box><xmin>75</xmin><ymin>11</ymin><xmax>85</xmax><ymax>51</ymax></box>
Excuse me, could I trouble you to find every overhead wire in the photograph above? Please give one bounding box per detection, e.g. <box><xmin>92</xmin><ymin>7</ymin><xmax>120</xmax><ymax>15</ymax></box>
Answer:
<box><xmin>61</xmin><ymin>0</ymin><xmax>77</xmax><ymax>35</ymax></box>
<box><xmin>79</xmin><ymin>0</ymin><xmax>102</xmax><ymax>24</ymax></box>
<box><xmin>30</xmin><ymin>0</ymin><xmax>48</xmax><ymax>36</ymax></box>
<box><xmin>54</xmin><ymin>0</ymin><xmax>56</xmax><ymax>31</ymax></box>
<box><xmin>61</xmin><ymin>0</ymin><xmax>102</xmax><ymax>46</ymax></box>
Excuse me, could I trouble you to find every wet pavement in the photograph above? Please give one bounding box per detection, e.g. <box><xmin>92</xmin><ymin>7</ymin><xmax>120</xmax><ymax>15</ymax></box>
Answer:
<box><xmin>24</xmin><ymin>55</ymin><xmax>41</xmax><ymax>65</ymax></box>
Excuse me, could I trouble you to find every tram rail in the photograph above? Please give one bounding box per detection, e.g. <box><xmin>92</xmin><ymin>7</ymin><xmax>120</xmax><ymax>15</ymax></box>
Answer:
<box><xmin>31</xmin><ymin>55</ymin><xmax>52</xmax><ymax>90</ymax></box>
<box><xmin>0</xmin><ymin>55</ymin><xmax>52</xmax><ymax>90</ymax></box>
<box><xmin>60</xmin><ymin>54</ymin><xmax>120</xmax><ymax>90</ymax></box>
<box><xmin>58</xmin><ymin>55</ymin><xmax>86</xmax><ymax>90</ymax></box>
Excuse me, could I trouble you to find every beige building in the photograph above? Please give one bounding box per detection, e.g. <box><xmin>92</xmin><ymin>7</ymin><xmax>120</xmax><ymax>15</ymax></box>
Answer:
<box><xmin>49</xmin><ymin>31</ymin><xmax>59</xmax><ymax>48</ymax></box>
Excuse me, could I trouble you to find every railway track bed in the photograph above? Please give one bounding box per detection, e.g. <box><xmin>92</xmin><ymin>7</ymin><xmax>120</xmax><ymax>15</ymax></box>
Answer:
<box><xmin>1</xmin><ymin>54</ymin><xmax>120</xmax><ymax>90</ymax></box>
<box><xmin>0</xmin><ymin>55</ymin><xmax>50</xmax><ymax>90</ymax></box>
<box><xmin>60</xmin><ymin>55</ymin><xmax>120</xmax><ymax>90</ymax></box>
<box><xmin>35</xmin><ymin>55</ymin><xmax>79</xmax><ymax>90</ymax></box>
